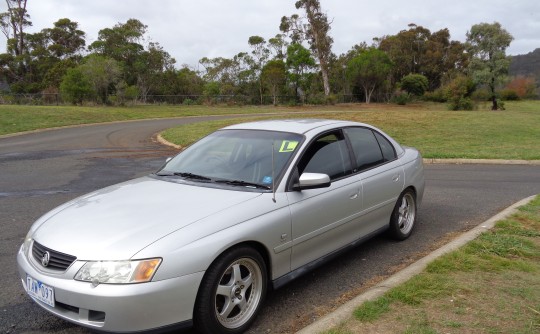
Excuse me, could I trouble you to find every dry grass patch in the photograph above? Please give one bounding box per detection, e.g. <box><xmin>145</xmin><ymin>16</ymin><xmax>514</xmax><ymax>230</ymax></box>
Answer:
<box><xmin>323</xmin><ymin>196</ymin><xmax>540</xmax><ymax>334</ymax></box>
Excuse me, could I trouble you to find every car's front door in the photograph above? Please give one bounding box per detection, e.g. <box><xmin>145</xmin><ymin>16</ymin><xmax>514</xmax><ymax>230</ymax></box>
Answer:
<box><xmin>287</xmin><ymin>130</ymin><xmax>363</xmax><ymax>270</ymax></box>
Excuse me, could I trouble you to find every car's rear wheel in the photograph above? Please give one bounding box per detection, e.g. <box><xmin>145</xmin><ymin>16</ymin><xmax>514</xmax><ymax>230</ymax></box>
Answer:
<box><xmin>388</xmin><ymin>189</ymin><xmax>417</xmax><ymax>240</ymax></box>
<box><xmin>194</xmin><ymin>246</ymin><xmax>267</xmax><ymax>334</ymax></box>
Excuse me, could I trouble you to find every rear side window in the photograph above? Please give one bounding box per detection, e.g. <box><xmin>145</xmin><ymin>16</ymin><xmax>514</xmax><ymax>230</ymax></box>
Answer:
<box><xmin>374</xmin><ymin>131</ymin><xmax>397</xmax><ymax>161</ymax></box>
<box><xmin>344</xmin><ymin>127</ymin><xmax>385</xmax><ymax>171</ymax></box>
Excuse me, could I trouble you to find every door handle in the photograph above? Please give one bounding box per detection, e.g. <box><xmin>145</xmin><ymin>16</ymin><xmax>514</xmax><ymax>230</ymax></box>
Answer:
<box><xmin>349</xmin><ymin>193</ymin><xmax>358</xmax><ymax>200</ymax></box>
<box><xmin>392</xmin><ymin>175</ymin><xmax>400</xmax><ymax>182</ymax></box>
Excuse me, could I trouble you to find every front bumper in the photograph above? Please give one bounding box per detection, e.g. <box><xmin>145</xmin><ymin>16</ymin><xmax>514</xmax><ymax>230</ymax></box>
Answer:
<box><xmin>17</xmin><ymin>244</ymin><xmax>204</xmax><ymax>333</ymax></box>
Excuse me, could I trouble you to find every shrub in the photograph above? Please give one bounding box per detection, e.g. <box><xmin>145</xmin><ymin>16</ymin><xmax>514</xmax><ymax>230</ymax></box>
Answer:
<box><xmin>423</xmin><ymin>88</ymin><xmax>447</xmax><ymax>102</ymax></box>
<box><xmin>499</xmin><ymin>89</ymin><xmax>520</xmax><ymax>101</ymax></box>
<box><xmin>400</xmin><ymin>74</ymin><xmax>429</xmax><ymax>96</ymax></box>
<box><xmin>448</xmin><ymin>97</ymin><xmax>474</xmax><ymax>111</ymax></box>
<box><xmin>60</xmin><ymin>67</ymin><xmax>94</xmax><ymax>105</ymax></box>
<box><xmin>392</xmin><ymin>92</ymin><xmax>410</xmax><ymax>105</ymax></box>
<box><xmin>471</xmin><ymin>87</ymin><xmax>491</xmax><ymax>101</ymax></box>
<box><xmin>325</xmin><ymin>93</ymin><xmax>338</xmax><ymax>105</ymax></box>
<box><xmin>307</xmin><ymin>93</ymin><xmax>326</xmax><ymax>105</ymax></box>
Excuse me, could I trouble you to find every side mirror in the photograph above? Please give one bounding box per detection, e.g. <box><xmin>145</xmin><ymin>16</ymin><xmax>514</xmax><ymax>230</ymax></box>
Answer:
<box><xmin>294</xmin><ymin>173</ymin><xmax>331</xmax><ymax>191</ymax></box>
<box><xmin>165</xmin><ymin>157</ymin><xmax>172</xmax><ymax>163</ymax></box>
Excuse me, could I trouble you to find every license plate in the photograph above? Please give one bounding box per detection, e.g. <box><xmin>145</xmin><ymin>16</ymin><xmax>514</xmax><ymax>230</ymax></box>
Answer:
<box><xmin>26</xmin><ymin>275</ymin><xmax>55</xmax><ymax>307</ymax></box>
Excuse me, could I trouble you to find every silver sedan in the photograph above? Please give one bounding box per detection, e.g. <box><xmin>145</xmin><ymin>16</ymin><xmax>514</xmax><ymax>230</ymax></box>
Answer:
<box><xmin>17</xmin><ymin>119</ymin><xmax>424</xmax><ymax>333</ymax></box>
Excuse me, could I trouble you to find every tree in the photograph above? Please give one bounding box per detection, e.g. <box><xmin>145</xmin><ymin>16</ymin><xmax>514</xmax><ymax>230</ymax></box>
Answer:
<box><xmin>262</xmin><ymin>60</ymin><xmax>286</xmax><ymax>105</ymax></box>
<box><xmin>268</xmin><ymin>34</ymin><xmax>288</xmax><ymax>60</ymax></box>
<box><xmin>79</xmin><ymin>55</ymin><xmax>121</xmax><ymax>103</ymax></box>
<box><xmin>0</xmin><ymin>0</ymin><xmax>31</xmax><ymax>85</ymax></box>
<box><xmin>89</xmin><ymin>19</ymin><xmax>147</xmax><ymax>85</ymax></box>
<box><xmin>248</xmin><ymin>35</ymin><xmax>269</xmax><ymax>104</ymax></box>
<box><xmin>44</xmin><ymin>18</ymin><xmax>85</xmax><ymax>60</ymax></box>
<box><xmin>294</xmin><ymin>0</ymin><xmax>333</xmax><ymax>96</ymax></box>
<box><xmin>134</xmin><ymin>42</ymin><xmax>175</xmax><ymax>102</ymax></box>
<box><xmin>505</xmin><ymin>76</ymin><xmax>537</xmax><ymax>99</ymax></box>
<box><xmin>346</xmin><ymin>48</ymin><xmax>393</xmax><ymax>103</ymax></box>
<box><xmin>286</xmin><ymin>43</ymin><xmax>315</xmax><ymax>101</ymax></box>
<box><xmin>400</xmin><ymin>73</ymin><xmax>429</xmax><ymax>96</ymax></box>
<box><xmin>377</xmin><ymin>24</ymin><xmax>468</xmax><ymax>91</ymax></box>
<box><xmin>0</xmin><ymin>0</ymin><xmax>30</xmax><ymax>57</ymax></box>
<box><xmin>60</xmin><ymin>66</ymin><xmax>92</xmax><ymax>104</ymax></box>
<box><xmin>280</xmin><ymin>1</ymin><xmax>333</xmax><ymax>96</ymax></box>
<box><xmin>466</xmin><ymin>22</ymin><xmax>513</xmax><ymax>110</ymax></box>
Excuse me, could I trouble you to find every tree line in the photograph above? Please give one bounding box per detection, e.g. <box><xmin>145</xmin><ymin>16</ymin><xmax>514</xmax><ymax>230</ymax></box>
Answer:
<box><xmin>1</xmin><ymin>0</ymin><xmax>534</xmax><ymax>110</ymax></box>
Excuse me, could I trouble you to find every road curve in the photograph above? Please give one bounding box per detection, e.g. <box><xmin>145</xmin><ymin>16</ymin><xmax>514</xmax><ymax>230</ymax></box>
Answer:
<box><xmin>1</xmin><ymin>117</ymin><xmax>539</xmax><ymax>334</ymax></box>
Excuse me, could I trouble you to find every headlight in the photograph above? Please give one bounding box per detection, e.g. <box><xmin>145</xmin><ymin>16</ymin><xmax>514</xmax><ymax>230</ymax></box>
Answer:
<box><xmin>22</xmin><ymin>233</ymin><xmax>33</xmax><ymax>255</ymax></box>
<box><xmin>74</xmin><ymin>258</ymin><xmax>162</xmax><ymax>285</ymax></box>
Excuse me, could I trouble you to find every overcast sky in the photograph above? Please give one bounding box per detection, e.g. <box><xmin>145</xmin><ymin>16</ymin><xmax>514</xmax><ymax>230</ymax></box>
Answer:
<box><xmin>2</xmin><ymin>0</ymin><xmax>539</xmax><ymax>68</ymax></box>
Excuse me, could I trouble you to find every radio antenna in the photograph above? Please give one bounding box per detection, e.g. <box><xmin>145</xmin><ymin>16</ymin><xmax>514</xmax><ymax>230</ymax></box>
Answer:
<box><xmin>271</xmin><ymin>142</ymin><xmax>276</xmax><ymax>203</ymax></box>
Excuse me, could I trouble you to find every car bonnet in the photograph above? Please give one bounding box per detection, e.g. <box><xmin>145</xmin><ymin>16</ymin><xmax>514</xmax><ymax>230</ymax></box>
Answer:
<box><xmin>30</xmin><ymin>176</ymin><xmax>262</xmax><ymax>260</ymax></box>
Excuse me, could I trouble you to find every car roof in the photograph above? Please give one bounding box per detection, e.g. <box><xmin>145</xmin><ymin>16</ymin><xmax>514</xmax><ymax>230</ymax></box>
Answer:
<box><xmin>223</xmin><ymin>119</ymin><xmax>366</xmax><ymax>135</ymax></box>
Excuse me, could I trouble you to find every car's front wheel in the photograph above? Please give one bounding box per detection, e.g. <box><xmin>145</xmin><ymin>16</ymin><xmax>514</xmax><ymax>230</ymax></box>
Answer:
<box><xmin>194</xmin><ymin>246</ymin><xmax>267</xmax><ymax>334</ymax></box>
<box><xmin>388</xmin><ymin>189</ymin><xmax>417</xmax><ymax>240</ymax></box>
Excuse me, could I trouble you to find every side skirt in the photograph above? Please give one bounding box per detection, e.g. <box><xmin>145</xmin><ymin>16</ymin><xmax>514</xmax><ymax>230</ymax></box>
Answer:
<box><xmin>272</xmin><ymin>225</ymin><xmax>389</xmax><ymax>290</ymax></box>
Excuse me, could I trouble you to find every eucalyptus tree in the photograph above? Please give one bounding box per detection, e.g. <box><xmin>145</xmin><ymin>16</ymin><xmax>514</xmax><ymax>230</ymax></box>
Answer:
<box><xmin>268</xmin><ymin>34</ymin><xmax>288</xmax><ymax>60</ymax></box>
<box><xmin>248</xmin><ymin>35</ymin><xmax>270</xmax><ymax>104</ymax></box>
<box><xmin>89</xmin><ymin>19</ymin><xmax>147</xmax><ymax>85</ymax></box>
<box><xmin>281</xmin><ymin>0</ymin><xmax>334</xmax><ymax>96</ymax></box>
<box><xmin>78</xmin><ymin>55</ymin><xmax>121</xmax><ymax>104</ymax></box>
<box><xmin>134</xmin><ymin>42</ymin><xmax>175</xmax><ymax>102</ymax></box>
<box><xmin>0</xmin><ymin>0</ymin><xmax>31</xmax><ymax>87</ymax></box>
<box><xmin>0</xmin><ymin>0</ymin><xmax>30</xmax><ymax>57</ymax></box>
<box><xmin>377</xmin><ymin>24</ymin><xmax>467</xmax><ymax>90</ymax></box>
<box><xmin>261</xmin><ymin>59</ymin><xmax>286</xmax><ymax>105</ymax></box>
<box><xmin>466</xmin><ymin>22</ymin><xmax>513</xmax><ymax>110</ymax></box>
<box><xmin>44</xmin><ymin>18</ymin><xmax>86</xmax><ymax>60</ymax></box>
<box><xmin>286</xmin><ymin>43</ymin><xmax>315</xmax><ymax>101</ymax></box>
<box><xmin>346</xmin><ymin>48</ymin><xmax>393</xmax><ymax>103</ymax></box>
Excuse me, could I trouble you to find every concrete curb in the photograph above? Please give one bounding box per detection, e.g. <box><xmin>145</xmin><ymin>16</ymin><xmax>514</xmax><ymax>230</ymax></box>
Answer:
<box><xmin>423</xmin><ymin>158</ymin><xmax>540</xmax><ymax>165</ymax></box>
<box><xmin>296</xmin><ymin>194</ymin><xmax>538</xmax><ymax>334</ymax></box>
<box><xmin>155</xmin><ymin>133</ymin><xmax>182</xmax><ymax>150</ymax></box>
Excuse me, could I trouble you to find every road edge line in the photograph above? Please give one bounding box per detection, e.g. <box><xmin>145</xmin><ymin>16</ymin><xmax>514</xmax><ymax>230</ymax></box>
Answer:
<box><xmin>296</xmin><ymin>194</ymin><xmax>538</xmax><ymax>334</ymax></box>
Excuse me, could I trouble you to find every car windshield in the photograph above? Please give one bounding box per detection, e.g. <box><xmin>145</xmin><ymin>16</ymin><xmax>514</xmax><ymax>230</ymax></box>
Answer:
<box><xmin>158</xmin><ymin>129</ymin><xmax>303</xmax><ymax>190</ymax></box>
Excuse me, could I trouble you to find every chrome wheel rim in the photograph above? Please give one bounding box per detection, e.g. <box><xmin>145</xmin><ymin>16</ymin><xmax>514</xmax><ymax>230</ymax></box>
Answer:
<box><xmin>215</xmin><ymin>257</ymin><xmax>263</xmax><ymax>329</ymax></box>
<box><xmin>398</xmin><ymin>193</ymin><xmax>416</xmax><ymax>234</ymax></box>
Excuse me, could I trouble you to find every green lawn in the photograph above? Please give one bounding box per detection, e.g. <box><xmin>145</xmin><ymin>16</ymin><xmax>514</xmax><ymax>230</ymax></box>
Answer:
<box><xmin>1</xmin><ymin>101</ymin><xmax>539</xmax><ymax>160</ymax></box>
<box><xmin>161</xmin><ymin>101</ymin><xmax>540</xmax><ymax>160</ymax></box>
<box><xmin>323</xmin><ymin>195</ymin><xmax>540</xmax><ymax>334</ymax></box>
<box><xmin>0</xmin><ymin>104</ymin><xmax>305</xmax><ymax>136</ymax></box>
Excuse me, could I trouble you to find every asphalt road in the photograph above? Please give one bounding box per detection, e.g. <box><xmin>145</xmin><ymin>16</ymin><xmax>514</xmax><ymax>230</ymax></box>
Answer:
<box><xmin>1</xmin><ymin>118</ymin><xmax>539</xmax><ymax>334</ymax></box>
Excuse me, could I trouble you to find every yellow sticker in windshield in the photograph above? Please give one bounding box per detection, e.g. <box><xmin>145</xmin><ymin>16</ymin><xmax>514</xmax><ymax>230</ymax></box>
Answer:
<box><xmin>279</xmin><ymin>140</ymin><xmax>299</xmax><ymax>152</ymax></box>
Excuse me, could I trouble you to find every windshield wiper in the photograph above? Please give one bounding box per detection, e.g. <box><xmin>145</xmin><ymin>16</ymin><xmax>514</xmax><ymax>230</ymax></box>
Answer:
<box><xmin>215</xmin><ymin>179</ymin><xmax>271</xmax><ymax>190</ymax></box>
<box><xmin>154</xmin><ymin>171</ymin><xmax>211</xmax><ymax>181</ymax></box>
<box><xmin>173</xmin><ymin>172</ymin><xmax>212</xmax><ymax>181</ymax></box>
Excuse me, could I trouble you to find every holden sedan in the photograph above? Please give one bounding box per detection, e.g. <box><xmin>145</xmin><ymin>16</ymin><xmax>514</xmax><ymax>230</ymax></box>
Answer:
<box><xmin>17</xmin><ymin>119</ymin><xmax>424</xmax><ymax>333</ymax></box>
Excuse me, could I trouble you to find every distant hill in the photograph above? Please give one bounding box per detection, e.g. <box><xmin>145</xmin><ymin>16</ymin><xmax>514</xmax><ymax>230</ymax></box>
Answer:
<box><xmin>509</xmin><ymin>48</ymin><xmax>540</xmax><ymax>83</ymax></box>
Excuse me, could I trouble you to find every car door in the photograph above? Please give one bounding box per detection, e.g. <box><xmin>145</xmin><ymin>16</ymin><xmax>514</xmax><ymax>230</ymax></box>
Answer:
<box><xmin>344</xmin><ymin>127</ymin><xmax>405</xmax><ymax>232</ymax></box>
<box><xmin>286</xmin><ymin>130</ymin><xmax>363</xmax><ymax>270</ymax></box>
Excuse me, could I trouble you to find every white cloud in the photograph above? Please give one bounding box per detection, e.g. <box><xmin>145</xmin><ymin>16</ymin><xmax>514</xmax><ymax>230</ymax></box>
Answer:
<box><xmin>1</xmin><ymin>0</ymin><xmax>538</xmax><ymax>66</ymax></box>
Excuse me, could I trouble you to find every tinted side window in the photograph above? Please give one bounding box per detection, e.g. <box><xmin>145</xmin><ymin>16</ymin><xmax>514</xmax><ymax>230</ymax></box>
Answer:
<box><xmin>298</xmin><ymin>132</ymin><xmax>352</xmax><ymax>180</ymax></box>
<box><xmin>344</xmin><ymin>127</ymin><xmax>384</xmax><ymax>171</ymax></box>
<box><xmin>374</xmin><ymin>132</ymin><xmax>397</xmax><ymax>161</ymax></box>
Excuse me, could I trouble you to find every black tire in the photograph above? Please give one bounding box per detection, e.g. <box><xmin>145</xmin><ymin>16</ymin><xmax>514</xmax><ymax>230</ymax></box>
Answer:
<box><xmin>194</xmin><ymin>246</ymin><xmax>267</xmax><ymax>334</ymax></box>
<box><xmin>388</xmin><ymin>189</ymin><xmax>417</xmax><ymax>240</ymax></box>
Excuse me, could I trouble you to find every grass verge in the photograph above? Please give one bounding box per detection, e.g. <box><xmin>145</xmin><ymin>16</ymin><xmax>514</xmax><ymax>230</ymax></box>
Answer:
<box><xmin>161</xmin><ymin>101</ymin><xmax>540</xmax><ymax>160</ymax></box>
<box><xmin>1</xmin><ymin>101</ymin><xmax>539</xmax><ymax>159</ymax></box>
<box><xmin>322</xmin><ymin>195</ymin><xmax>540</xmax><ymax>334</ymax></box>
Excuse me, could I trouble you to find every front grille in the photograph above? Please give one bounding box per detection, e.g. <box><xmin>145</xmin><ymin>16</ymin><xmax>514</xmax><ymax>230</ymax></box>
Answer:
<box><xmin>32</xmin><ymin>241</ymin><xmax>77</xmax><ymax>271</ymax></box>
